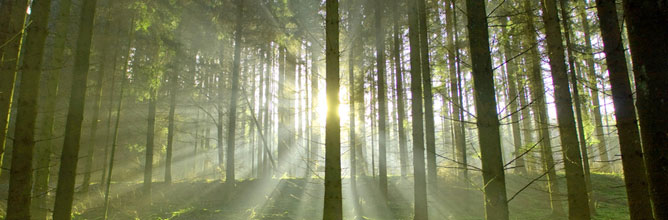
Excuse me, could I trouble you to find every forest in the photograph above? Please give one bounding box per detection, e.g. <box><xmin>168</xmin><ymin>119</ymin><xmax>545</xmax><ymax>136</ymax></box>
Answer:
<box><xmin>0</xmin><ymin>0</ymin><xmax>666</xmax><ymax>219</ymax></box>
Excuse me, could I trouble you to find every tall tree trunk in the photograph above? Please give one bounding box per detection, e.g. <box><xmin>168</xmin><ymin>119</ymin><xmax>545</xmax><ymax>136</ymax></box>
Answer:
<box><xmin>348</xmin><ymin>2</ymin><xmax>358</xmax><ymax>190</ymax></box>
<box><xmin>500</xmin><ymin>7</ymin><xmax>526</xmax><ymax>175</ymax></box>
<box><xmin>323</xmin><ymin>0</ymin><xmax>342</xmax><ymax>218</ymax></box>
<box><xmin>226</xmin><ymin>0</ymin><xmax>244</xmax><ymax>184</ymax></box>
<box><xmin>622</xmin><ymin>0</ymin><xmax>668</xmax><ymax>218</ymax></box>
<box><xmin>465</xmin><ymin>0</ymin><xmax>509</xmax><ymax>219</ymax></box>
<box><xmin>577</xmin><ymin>4</ymin><xmax>609</xmax><ymax>170</ymax></box>
<box><xmin>407</xmin><ymin>0</ymin><xmax>427</xmax><ymax>218</ymax></box>
<box><xmin>391</xmin><ymin>0</ymin><xmax>408</xmax><ymax>178</ymax></box>
<box><xmin>375</xmin><ymin>0</ymin><xmax>388</xmax><ymax>196</ymax></box>
<box><xmin>522</xmin><ymin>0</ymin><xmax>564</xmax><ymax>215</ymax></box>
<box><xmin>594</xmin><ymin>0</ymin><xmax>653</xmax><ymax>218</ymax></box>
<box><xmin>52</xmin><ymin>0</ymin><xmax>99</xmax><ymax>218</ymax></box>
<box><xmin>32</xmin><ymin>0</ymin><xmax>72</xmax><ymax>218</ymax></box>
<box><xmin>5</xmin><ymin>0</ymin><xmax>52</xmax><ymax>218</ymax></box>
<box><xmin>0</xmin><ymin>0</ymin><xmax>30</xmax><ymax>177</ymax></box>
<box><xmin>446</xmin><ymin>0</ymin><xmax>467</xmax><ymax>180</ymax></box>
<box><xmin>144</xmin><ymin>90</ymin><xmax>156</xmax><ymax>197</ymax></box>
<box><xmin>417</xmin><ymin>0</ymin><xmax>436</xmax><ymax>186</ymax></box>
<box><xmin>558</xmin><ymin>0</ymin><xmax>595</xmax><ymax>215</ymax></box>
<box><xmin>539</xmin><ymin>0</ymin><xmax>591</xmax><ymax>218</ymax></box>
<box><xmin>165</xmin><ymin>66</ymin><xmax>177</xmax><ymax>183</ymax></box>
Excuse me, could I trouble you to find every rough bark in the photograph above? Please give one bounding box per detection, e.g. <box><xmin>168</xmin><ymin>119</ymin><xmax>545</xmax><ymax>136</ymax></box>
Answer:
<box><xmin>622</xmin><ymin>0</ymin><xmax>668</xmax><ymax>218</ymax></box>
<box><xmin>465</xmin><ymin>0</ymin><xmax>509</xmax><ymax>218</ymax></box>
<box><xmin>595</xmin><ymin>0</ymin><xmax>654</xmax><ymax>218</ymax></box>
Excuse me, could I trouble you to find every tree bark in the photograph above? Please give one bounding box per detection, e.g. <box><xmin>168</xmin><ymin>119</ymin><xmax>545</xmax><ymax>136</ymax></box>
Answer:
<box><xmin>594</xmin><ymin>0</ymin><xmax>654</xmax><ymax>218</ymax></box>
<box><xmin>226</xmin><ymin>0</ymin><xmax>244</xmax><ymax>184</ymax></box>
<box><xmin>0</xmin><ymin>0</ymin><xmax>30</xmax><ymax>178</ymax></box>
<box><xmin>417</xmin><ymin>0</ymin><xmax>437</xmax><ymax>186</ymax></box>
<box><xmin>391</xmin><ymin>0</ymin><xmax>409</xmax><ymax>178</ymax></box>
<box><xmin>5</xmin><ymin>0</ymin><xmax>52</xmax><ymax>219</ymax></box>
<box><xmin>407</xmin><ymin>0</ymin><xmax>428</xmax><ymax>218</ymax></box>
<box><xmin>375</xmin><ymin>0</ymin><xmax>388</xmax><ymax>196</ymax></box>
<box><xmin>465</xmin><ymin>0</ymin><xmax>509</xmax><ymax>219</ymax></box>
<box><xmin>52</xmin><ymin>0</ymin><xmax>99</xmax><ymax>218</ymax></box>
<box><xmin>323</xmin><ymin>0</ymin><xmax>342</xmax><ymax>218</ymax></box>
<box><xmin>622</xmin><ymin>0</ymin><xmax>668</xmax><ymax>218</ymax></box>
<box><xmin>539</xmin><ymin>0</ymin><xmax>591</xmax><ymax>218</ymax></box>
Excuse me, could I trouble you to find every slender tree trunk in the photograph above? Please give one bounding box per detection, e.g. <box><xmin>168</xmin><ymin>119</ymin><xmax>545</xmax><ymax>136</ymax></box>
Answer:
<box><xmin>622</xmin><ymin>0</ymin><xmax>668</xmax><ymax>218</ymax></box>
<box><xmin>165</xmin><ymin>67</ymin><xmax>177</xmax><ymax>184</ymax></box>
<box><xmin>500</xmin><ymin>7</ymin><xmax>526</xmax><ymax>175</ymax></box>
<box><xmin>594</xmin><ymin>0</ymin><xmax>653</xmax><ymax>218</ymax></box>
<box><xmin>0</xmin><ymin>0</ymin><xmax>30</xmax><ymax>177</ymax></box>
<box><xmin>52</xmin><ymin>0</ymin><xmax>99</xmax><ymax>218</ymax></box>
<box><xmin>523</xmin><ymin>0</ymin><xmax>564</xmax><ymax>215</ymax></box>
<box><xmin>391</xmin><ymin>0</ymin><xmax>408</xmax><ymax>178</ymax></box>
<box><xmin>407</xmin><ymin>0</ymin><xmax>427</xmax><ymax>218</ymax></box>
<box><xmin>32</xmin><ymin>0</ymin><xmax>72</xmax><ymax>218</ymax></box>
<box><xmin>539</xmin><ymin>0</ymin><xmax>591</xmax><ymax>218</ymax></box>
<box><xmin>446</xmin><ymin>0</ymin><xmax>467</xmax><ymax>181</ymax></box>
<box><xmin>348</xmin><ymin>2</ymin><xmax>358</xmax><ymax>190</ymax></box>
<box><xmin>323</xmin><ymin>0</ymin><xmax>342</xmax><ymax>218</ymax></box>
<box><xmin>465</xmin><ymin>0</ymin><xmax>509</xmax><ymax>219</ymax></box>
<box><xmin>144</xmin><ymin>90</ymin><xmax>156</xmax><ymax>197</ymax></box>
<box><xmin>82</xmin><ymin>17</ymin><xmax>112</xmax><ymax>193</ymax></box>
<box><xmin>577</xmin><ymin>4</ymin><xmax>609</xmax><ymax>170</ymax></box>
<box><xmin>226</xmin><ymin>0</ymin><xmax>244</xmax><ymax>184</ymax></box>
<box><xmin>416</xmin><ymin>0</ymin><xmax>437</xmax><ymax>187</ymax></box>
<box><xmin>375</xmin><ymin>0</ymin><xmax>388</xmax><ymax>196</ymax></box>
<box><xmin>558</xmin><ymin>0</ymin><xmax>595</xmax><ymax>215</ymax></box>
<box><xmin>5</xmin><ymin>0</ymin><xmax>52</xmax><ymax>218</ymax></box>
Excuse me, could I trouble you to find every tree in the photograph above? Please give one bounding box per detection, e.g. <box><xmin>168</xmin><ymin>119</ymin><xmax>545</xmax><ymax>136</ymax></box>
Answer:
<box><xmin>539</xmin><ymin>0</ymin><xmax>591</xmax><ymax>218</ymax></box>
<box><xmin>375</xmin><ymin>0</ymin><xmax>388</xmax><ymax>196</ymax></box>
<box><xmin>594</xmin><ymin>0</ymin><xmax>653</xmax><ymax>218</ymax></box>
<box><xmin>445</xmin><ymin>0</ymin><xmax>467</xmax><ymax>180</ymax></box>
<box><xmin>226</xmin><ymin>0</ymin><xmax>244</xmax><ymax>184</ymax></box>
<box><xmin>322</xmin><ymin>0</ymin><xmax>342</xmax><ymax>219</ymax></box>
<box><xmin>5</xmin><ymin>0</ymin><xmax>52</xmax><ymax>219</ymax></box>
<box><xmin>417</xmin><ymin>0</ymin><xmax>437</xmax><ymax>186</ymax></box>
<box><xmin>622</xmin><ymin>0</ymin><xmax>668</xmax><ymax>218</ymax></box>
<box><xmin>52</xmin><ymin>0</ymin><xmax>99</xmax><ymax>219</ymax></box>
<box><xmin>0</xmin><ymin>0</ymin><xmax>30</xmax><ymax>178</ymax></box>
<box><xmin>391</xmin><ymin>0</ymin><xmax>409</xmax><ymax>178</ymax></box>
<box><xmin>464</xmin><ymin>0</ymin><xmax>509</xmax><ymax>219</ymax></box>
<box><xmin>407</xmin><ymin>0</ymin><xmax>428</xmax><ymax>218</ymax></box>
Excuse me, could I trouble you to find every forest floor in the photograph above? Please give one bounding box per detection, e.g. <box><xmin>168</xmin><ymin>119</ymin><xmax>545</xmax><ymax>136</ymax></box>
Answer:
<box><xmin>0</xmin><ymin>172</ymin><xmax>629</xmax><ymax>219</ymax></box>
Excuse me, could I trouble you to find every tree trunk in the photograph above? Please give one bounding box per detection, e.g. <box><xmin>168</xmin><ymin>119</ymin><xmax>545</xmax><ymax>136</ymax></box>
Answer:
<box><xmin>5</xmin><ymin>0</ymin><xmax>52</xmax><ymax>218</ymax></box>
<box><xmin>407</xmin><ymin>0</ymin><xmax>427</xmax><ymax>218</ymax></box>
<box><xmin>558</xmin><ymin>0</ymin><xmax>595</xmax><ymax>215</ymax></box>
<box><xmin>323</xmin><ymin>0</ymin><xmax>342</xmax><ymax>219</ymax></box>
<box><xmin>165</xmin><ymin>66</ymin><xmax>177</xmax><ymax>183</ymax></box>
<box><xmin>144</xmin><ymin>90</ymin><xmax>156</xmax><ymax>197</ymax></box>
<box><xmin>375</xmin><ymin>0</ymin><xmax>388</xmax><ymax>196</ymax></box>
<box><xmin>577</xmin><ymin>4</ymin><xmax>609</xmax><ymax>170</ymax></box>
<box><xmin>416</xmin><ymin>0</ymin><xmax>437</xmax><ymax>187</ymax></box>
<box><xmin>594</xmin><ymin>0</ymin><xmax>654</xmax><ymax>218</ymax></box>
<box><xmin>522</xmin><ymin>0</ymin><xmax>564</xmax><ymax>215</ymax></box>
<box><xmin>539</xmin><ymin>0</ymin><xmax>591</xmax><ymax>218</ymax></box>
<box><xmin>446</xmin><ymin>0</ymin><xmax>467</xmax><ymax>181</ymax></box>
<box><xmin>465</xmin><ymin>0</ymin><xmax>509</xmax><ymax>218</ymax></box>
<box><xmin>52</xmin><ymin>0</ymin><xmax>99</xmax><ymax>218</ymax></box>
<box><xmin>622</xmin><ymin>0</ymin><xmax>668</xmax><ymax>218</ymax></box>
<box><xmin>0</xmin><ymin>0</ymin><xmax>30</xmax><ymax>178</ymax></box>
<box><xmin>32</xmin><ymin>0</ymin><xmax>72</xmax><ymax>218</ymax></box>
<box><xmin>500</xmin><ymin>7</ymin><xmax>526</xmax><ymax>175</ymax></box>
<box><xmin>226</xmin><ymin>0</ymin><xmax>243</xmax><ymax>184</ymax></box>
<box><xmin>391</xmin><ymin>0</ymin><xmax>408</xmax><ymax>178</ymax></box>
